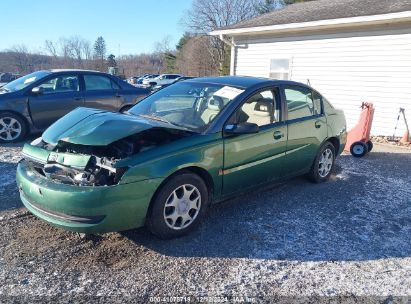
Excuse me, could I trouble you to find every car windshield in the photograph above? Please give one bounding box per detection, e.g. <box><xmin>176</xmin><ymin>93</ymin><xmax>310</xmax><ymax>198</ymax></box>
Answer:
<box><xmin>129</xmin><ymin>81</ymin><xmax>244</xmax><ymax>132</ymax></box>
<box><xmin>1</xmin><ymin>71</ymin><xmax>50</xmax><ymax>93</ymax></box>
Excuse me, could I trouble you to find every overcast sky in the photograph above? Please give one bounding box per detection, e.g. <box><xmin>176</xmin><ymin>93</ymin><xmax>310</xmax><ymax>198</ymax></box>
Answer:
<box><xmin>0</xmin><ymin>0</ymin><xmax>193</xmax><ymax>55</ymax></box>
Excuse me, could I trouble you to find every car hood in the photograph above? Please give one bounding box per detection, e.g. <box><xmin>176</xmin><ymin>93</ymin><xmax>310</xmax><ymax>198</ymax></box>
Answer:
<box><xmin>42</xmin><ymin>107</ymin><xmax>180</xmax><ymax>146</ymax></box>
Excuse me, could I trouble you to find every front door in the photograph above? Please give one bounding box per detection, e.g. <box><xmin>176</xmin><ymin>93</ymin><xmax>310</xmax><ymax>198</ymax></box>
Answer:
<box><xmin>222</xmin><ymin>88</ymin><xmax>287</xmax><ymax>195</ymax></box>
<box><xmin>282</xmin><ymin>85</ymin><xmax>328</xmax><ymax>176</ymax></box>
<box><xmin>29</xmin><ymin>73</ymin><xmax>83</xmax><ymax>129</ymax></box>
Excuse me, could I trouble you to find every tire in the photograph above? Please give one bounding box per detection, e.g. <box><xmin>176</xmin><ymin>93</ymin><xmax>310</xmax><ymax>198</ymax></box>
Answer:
<box><xmin>308</xmin><ymin>142</ymin><xmax>336</xmax><ymax>183</ymax></box>
<box><xmin>147</xmin><ymin>172</ymin><xmax>209</xmax><ymax>239</ymax></box>
<box><xmin>0</xmin><ymin>112</ymin><xmax>27</xmax><ymax>143</ymax></box>
<box><xmin>350</xmin><ymin>141</ymin><xmax>368</xmax><ymax>157</ymax></box>
<box><xmin>366</xmin><ymin>140</ymin><xmax>373</xmax><ymax>153</ymax></box>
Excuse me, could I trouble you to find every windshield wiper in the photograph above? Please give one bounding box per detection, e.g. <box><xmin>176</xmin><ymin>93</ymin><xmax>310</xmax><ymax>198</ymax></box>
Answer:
<box><xmin>138</xmin><ymin>114</ymin><xmax>190</xmax><ymax>130</ymax></box>
<box><xmin>0</xmin><ymin>87</ymin><xmax>9</xmax><ymax>93</ymax></box>
<box><xmin>138</xmin><ymin>114</ymin><xmax>170</xmax><ymax>124</ymax></box>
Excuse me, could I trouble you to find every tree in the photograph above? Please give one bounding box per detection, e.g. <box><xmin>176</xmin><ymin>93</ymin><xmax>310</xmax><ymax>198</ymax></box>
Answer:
<box><xmin>176</xmin><ymin>36</ymin><xmax>219</xmax><ymax>76</ymax></box>
<box><xmin>176</xmin><ymin>32</ymin><xmax>192</xmax><ymax>52</ymax></box>
<box><xmin>184</xmin><ymin>0</ymin><xmax>259</xmax><ymax>75</ymax></box>
<box><xmin>44</xmin><ymin>36</ymin><xmax>92</xmax><ymax>69</ymax></box>
<box><xmin>255</xmin><ymin>0</ymin><xmax>315</xmax><ymax>14</ymax></box>
<box><xmin>107</xmin><ymin>54</ymin><xmax>117</xmax><ymax>67</ymax></box>
<box><xmin>8</xmin><ymin>45</ymin><xmax>31</xmax><ymax>73</ymax></box>
<box><xmin>153</xmin><ymin>36</ymin><xmax>174</xmax><ymax>73</ymax></box>
<box><xmin>93</xmin><ymin>36</ymin><xmax>106</xmax><ymax>70</ymax></box>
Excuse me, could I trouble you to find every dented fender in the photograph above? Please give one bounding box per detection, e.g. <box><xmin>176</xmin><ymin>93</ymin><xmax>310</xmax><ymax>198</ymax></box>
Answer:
<box><xmin>117</xmin><ymin>133</ymin><xmax>224</xmax><ymax>198</ymax></box>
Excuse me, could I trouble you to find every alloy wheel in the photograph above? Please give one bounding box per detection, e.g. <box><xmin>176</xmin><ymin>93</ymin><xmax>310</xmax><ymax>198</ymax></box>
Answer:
<box><xmin>318</xmin><ymin>148</ymin><xmax>333</xmax><ymax>178</ymax></box>
<box><xmin>163</xmin><ymin>184</ymin><xmax>201</xmax><ymax>230</ymax></box>
<box><xmin>0</xmin><ymin>117</ymin><xmax>22</xmax><ymax>141</ymax></box>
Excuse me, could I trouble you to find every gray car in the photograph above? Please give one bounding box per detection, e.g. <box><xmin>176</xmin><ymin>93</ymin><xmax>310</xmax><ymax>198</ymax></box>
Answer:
<box><xmin>0</xmin><ymin>69</ymin><xmax>150</xmax><ymax>142</ymax></box>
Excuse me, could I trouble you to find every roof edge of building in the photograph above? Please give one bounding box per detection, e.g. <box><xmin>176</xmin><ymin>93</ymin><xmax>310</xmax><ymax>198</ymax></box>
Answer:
<box><xmin>209</xmin><ymin>11</ymin><xmax>411</xmax><ymax>37</ymax></box>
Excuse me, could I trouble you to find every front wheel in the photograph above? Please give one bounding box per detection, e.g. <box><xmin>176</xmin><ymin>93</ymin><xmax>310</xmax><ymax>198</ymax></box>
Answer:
<box><xmin>147</xmin><ymin>173</ymin><xmax>209</xmax><ymax>239</ymax></box>
<box><xmin>308</xmin><ymin>142</ymin><xmax>336</xmax><ymax>183</ymax></box>
<box><xmin>0</xmin><ymin>112</ymin><xmax>27</xmax><ymax>143</ymax></box>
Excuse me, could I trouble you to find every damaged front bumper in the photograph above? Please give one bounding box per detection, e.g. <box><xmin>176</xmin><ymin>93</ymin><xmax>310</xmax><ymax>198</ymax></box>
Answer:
<box><xmin>16</xmin><ymin>160</ymin><xmax>163</xmax><ymax>233</ymax></box>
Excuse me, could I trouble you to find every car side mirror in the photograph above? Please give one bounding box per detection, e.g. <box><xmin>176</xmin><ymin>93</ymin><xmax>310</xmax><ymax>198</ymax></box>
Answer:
<box><xmin>224</xmin><ymin>122</ymin><xmax>259</xmax><ymax>135</ymax></box>
<box><xmin>31</xmin><ymin>87</ymin><xmax>43</xmax><ymax>95</ymax></box>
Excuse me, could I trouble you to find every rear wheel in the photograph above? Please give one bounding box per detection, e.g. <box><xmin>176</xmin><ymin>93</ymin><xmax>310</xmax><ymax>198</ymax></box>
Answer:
<box><xmin>0</xmin><ymin>112</ymin><xmax>27</xmax><ymax>143</ymax></box>
<box><xmin>308</xmin><ymin>142</ymin><xmax>335</xmax><ymax>183</ymax></box>
<box><xmin>147</xmin><ymin>173</ymin><xmax>209</xmax><ymax>239</ymax></box>
<box><xmin>350</xmin><ymin>141</ymin><xmax>368</xmax><ymax>157</ymax></box>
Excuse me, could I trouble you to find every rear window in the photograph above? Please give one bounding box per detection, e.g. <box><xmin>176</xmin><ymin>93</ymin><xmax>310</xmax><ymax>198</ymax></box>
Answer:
<box><xmin>84</xmin><ymin>75</ymin><xmax>114</xmax><ymax>90</ymax></box>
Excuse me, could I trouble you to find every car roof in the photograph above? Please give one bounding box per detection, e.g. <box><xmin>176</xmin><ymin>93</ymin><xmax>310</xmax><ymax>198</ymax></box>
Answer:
<box><xmin>49</xmin><ymin>69</ymin><xmax>102</xmax><ymax>73</ymax></box>
<box><xmin>185</xmin><ymin>76</ymin><xmax>310</xmax><ymax>89</ymax></box>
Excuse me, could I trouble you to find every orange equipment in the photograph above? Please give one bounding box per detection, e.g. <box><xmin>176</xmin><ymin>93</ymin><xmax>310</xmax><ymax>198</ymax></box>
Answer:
<box><xmin>344</xmin><ymin>102</ymin><xmax>375</xmax><ymax>157</ymax></box>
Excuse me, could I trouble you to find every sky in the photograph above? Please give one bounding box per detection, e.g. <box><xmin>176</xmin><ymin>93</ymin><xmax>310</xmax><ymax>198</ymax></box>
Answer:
<box><xmin>0</xmin><ymin>0</ymin><xmax>193</xmax><ymax>55</ymax></box>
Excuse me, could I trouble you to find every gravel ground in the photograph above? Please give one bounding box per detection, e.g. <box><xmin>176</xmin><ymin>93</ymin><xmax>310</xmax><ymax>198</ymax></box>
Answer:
<box><xmin>0</xmin><ymin>139</ymin><xmax>410</xmax><ymax>303</ymax></box>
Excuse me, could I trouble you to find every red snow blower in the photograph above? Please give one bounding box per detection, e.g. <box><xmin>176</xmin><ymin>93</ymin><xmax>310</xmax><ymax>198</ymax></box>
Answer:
<box><xmin>344</xmin><ymin>102</ymin><xmax>375</xmax><ymax>157</ymax></box>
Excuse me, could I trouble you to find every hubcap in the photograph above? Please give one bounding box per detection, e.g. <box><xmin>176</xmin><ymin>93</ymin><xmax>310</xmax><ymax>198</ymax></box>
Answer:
<box><xmin>0</xmin><ymin>117</ymin><xmax>22</xmax><ymax>141</ymax></box>
<box><xmin>318</xmin><ymin>148</ymin><xmax>333</xmax><ymax>178</ymax></box>
<box><xmin>163</xmin><ymin>184</ymin><xmax>201</xmax><ymax>230</ymax></box>
<box><xmin>353</xmin><ymin>144</ymin><xmax>364</xmax><ymax>155</ymax></box>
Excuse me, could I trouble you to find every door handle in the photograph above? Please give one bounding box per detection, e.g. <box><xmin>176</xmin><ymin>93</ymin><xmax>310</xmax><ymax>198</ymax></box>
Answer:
<box><xmin>273</xmin><ymin>131</ymin><xmax>284</xmax><ymax>140</ymax></box>
<box><xmin>74</xmin><ymin>97</ymin><xmax>83</xmax><ymax>101</ymax></box>
<box><xmin>116</xmin><ymin>94</ymin><xmax>122</xmax><ymax>98</ymax></box>
<box><xmin>315</xmin><ymin>121</ymin><xmax>322</xmax><ymax>129</ymax></box>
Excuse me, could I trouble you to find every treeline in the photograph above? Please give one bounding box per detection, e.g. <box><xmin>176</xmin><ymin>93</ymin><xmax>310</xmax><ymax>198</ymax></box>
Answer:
<box><xmin>0</xmin><ymin>0</ymin><xmax>314</xmax><ymax>77</ymax></box>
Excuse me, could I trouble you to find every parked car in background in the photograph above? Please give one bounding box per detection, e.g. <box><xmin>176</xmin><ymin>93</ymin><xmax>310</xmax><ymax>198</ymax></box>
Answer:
<box><xmin>0</xmin><ymin>72</ymin><xmax>20</xmax><ymax>87</ymax></box>
<box><xmin>126</xmin><ymin>76</ymin><xmax>140</xmax><ymax>85</ymax></box>
<box><xmin>143</xmin><ymin>74</ymin><xmax>183</xmax><ymax>86</ymax></box>
<box><xmin>0</xmin><ymin>69</ymin><xmax>150</xmax><ymax>142</ymax></box>
<box><xmin>140</xmin><ymin>74</ymin><xmax>160</xmax><ymax>85</ymax></box>
<box><xmin>151</xmin><ymin>76</ymin><xmax>196</xmax><ymax>92</ymax></box>
<box><xmin>137</xmin><ymin>74</ymin><xmax>158</xmax><ymax>85</ymax></box>
<box><xmin>17</xmin><ymin>76</ymin><xmax>346</xmax><ymax>238</ymax></box>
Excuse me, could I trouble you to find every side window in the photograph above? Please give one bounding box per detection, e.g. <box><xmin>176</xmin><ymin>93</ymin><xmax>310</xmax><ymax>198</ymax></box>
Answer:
<box><xmin>84</xmin><ymin>75</ymin><xmax>114</xmax><ymax>91</ymax></box>
<box><xmin>312</xmin><ymin>90</ymin><xmax>322</xmax><ymax>115</ymax></box>
<box><xmin>231</xmin><ymin>89</ymin><xmax>279</xmax><ymax>127</ymax></box>
<box><xmin>111</xmin><ymin>79</ymin><xmax>121</xmax><ymax>90</ymax></box>
<box><xmin>38</xmin><ymin>75</ymin><xmax>79</xmax><ymax>94</ymax></box>
<box><xmin>284</xmin><ymin>85</ymin><xmax>315</xmax><ymax>120</ymax></box>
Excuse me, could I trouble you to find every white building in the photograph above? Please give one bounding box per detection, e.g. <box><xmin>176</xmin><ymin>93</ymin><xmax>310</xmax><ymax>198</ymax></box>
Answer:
<box><xmin>210</xmin><ymin>0</ymin><xmax>411</xmax><ymax>136</ymax></box>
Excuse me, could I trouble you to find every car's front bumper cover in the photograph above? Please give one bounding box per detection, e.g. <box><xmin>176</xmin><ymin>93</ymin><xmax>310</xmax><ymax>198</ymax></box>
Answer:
<box><xmin>16</xmin><ymin>161</ymin><xmax>163</xmax><ymax>233</ymax></box>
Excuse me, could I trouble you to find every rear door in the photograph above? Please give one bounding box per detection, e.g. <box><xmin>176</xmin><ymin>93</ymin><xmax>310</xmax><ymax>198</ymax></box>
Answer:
<box><xmin>282</xmin><ymin>85</ymin><xmax>327</xmax><ymax>176</ymax></box>
<box><xmin>28</xmin><ymin>73</ymin><xmax>84</xmax><ymax>129</ymax></box>
<box><xmin>222</xmin><ymin>87</ymin><xmax>287</xmax><ymax>195</ymax></box>
<box><xmin>83</xmin><ymin>74</ymin><xmax>121</xmax><ymax>111</ymax></box>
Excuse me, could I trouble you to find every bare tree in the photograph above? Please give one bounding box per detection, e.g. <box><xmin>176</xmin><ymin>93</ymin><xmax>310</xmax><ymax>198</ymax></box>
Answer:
<box><xmin>8</xmin><ymin>45</ymin><xmax>32</xmax><ymax>73</ymax></box>
<box><xmin>43</xmin><ymin>36</ymin><xmax>94</xmax><ymax>69</ymax></box>
<box><xmin>44</xmin><ymin>40</ymin><xmax>58</xmax><ymax>58</ymax></box>
<box><xmin>183</xmin><ymin>0</ymin><xmax>259</xmax><ymax>75</ymax></box>
<box><xmin>176</xmin><ymin>36</ymin><xmax>218</xmax><ymax>76</ymax></box>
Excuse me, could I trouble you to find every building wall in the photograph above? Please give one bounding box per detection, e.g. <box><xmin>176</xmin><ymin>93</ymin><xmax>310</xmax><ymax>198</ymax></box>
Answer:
<box><xmin>233</xmin><ymin>24</ymin><xmax>411</xmax><ymax>136</ymax></box>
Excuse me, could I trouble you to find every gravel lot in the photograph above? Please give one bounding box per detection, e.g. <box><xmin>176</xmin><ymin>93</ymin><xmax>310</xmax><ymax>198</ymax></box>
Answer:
<box><xmin>0</xmin><ymin>138</ymin><xmax>410</xmax><ymax>303</ymax></box>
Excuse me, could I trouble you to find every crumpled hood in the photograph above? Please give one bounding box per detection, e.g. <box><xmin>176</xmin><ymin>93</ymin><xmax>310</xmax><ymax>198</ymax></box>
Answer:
<box><xmin>42</xmin><ymin>107</ymin><xmax>170</xmax><ymax>146</ymax></box>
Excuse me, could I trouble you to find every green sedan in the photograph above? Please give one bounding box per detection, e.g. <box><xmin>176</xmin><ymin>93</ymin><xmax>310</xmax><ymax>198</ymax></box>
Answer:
<box><xmin>16</xmin><ymin>76</ymin><xmax>346</xmax><ymax>239</ymax></box>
